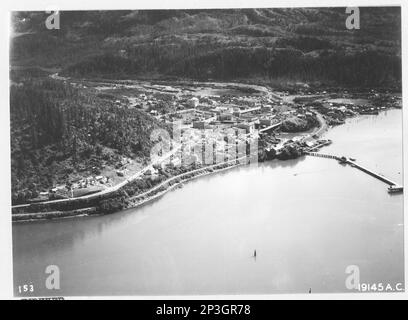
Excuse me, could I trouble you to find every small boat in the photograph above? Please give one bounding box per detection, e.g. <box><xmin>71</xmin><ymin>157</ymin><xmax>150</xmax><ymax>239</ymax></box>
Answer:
<box><xmin>349</xmin><ymin>158</ymin><xmax>356</xmax><ymax>162</ymax></box>
<box><xmin>388</xmin><ymin>185</ymin><xmax>403</xmax><ymax>194</ymax></box>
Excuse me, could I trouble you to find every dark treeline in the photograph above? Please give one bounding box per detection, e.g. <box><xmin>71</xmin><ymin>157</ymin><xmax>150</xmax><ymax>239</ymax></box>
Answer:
<box><xmin>64</xmin><ymin>54</ymin><xmax>141</xmax><ymax>78</ymax></box>
<box><xmin>62</xmin><ymin>44</ymin><xmax>401</xmax><ymax>87</ymax></box>
<box><xmin>167</xmin><ymin>46</ymin><xmax>401</xmax><ymax>86</ymax></box>
<box><xmin>12</xmin><ymin>8</ymin><xmax>401</xmax><ymax>86</ymax></box>
<box><xmin>10</xmin><ymin>79</ymin><xmax>166</xmax><ymax>204</ymax></box>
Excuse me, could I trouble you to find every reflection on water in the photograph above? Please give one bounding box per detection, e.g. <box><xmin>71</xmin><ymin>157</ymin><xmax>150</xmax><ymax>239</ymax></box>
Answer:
<box><xmin>13</xmin><ymin>109</ymin><xmax>404</xmax><ymax>296</ymax></box>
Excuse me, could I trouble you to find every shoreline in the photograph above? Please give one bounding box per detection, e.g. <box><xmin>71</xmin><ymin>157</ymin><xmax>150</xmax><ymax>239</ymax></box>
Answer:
<box><xmin>124</xmin><ymin>160</ymin><xmax>248</xmax><ymax>213</ymax></box>
<box><xmin>8</xmin><ymin>110</ymin><xmax>363</xmax><ymax>223</ymax></box>
<box><xmin>11</xmin><ymin>105</ymin><xmax>398</xmax><ymax>223</ymax></box>
<box><xmin>12</xmin><ymin>157</ymin><xmax>249</xmax><ymax>222</ymax></box>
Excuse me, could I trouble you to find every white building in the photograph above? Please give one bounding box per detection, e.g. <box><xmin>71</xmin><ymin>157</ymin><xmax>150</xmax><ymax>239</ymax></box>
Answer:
<box><xmin>187</xmin><ymin>97</ymin><xmax>200</xmax><ymax>108</ymax></box>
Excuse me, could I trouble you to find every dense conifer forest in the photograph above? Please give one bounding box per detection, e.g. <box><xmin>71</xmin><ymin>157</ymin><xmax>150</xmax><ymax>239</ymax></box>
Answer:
<box><xmin>10</xmin><ymin>79</ymin><xmax>166</xmax><ymax>204</ymax></box>
<box><xmin>11</xmin><ymin>8</ymin><xmax>401</xmax><ymax>86</ymax></box>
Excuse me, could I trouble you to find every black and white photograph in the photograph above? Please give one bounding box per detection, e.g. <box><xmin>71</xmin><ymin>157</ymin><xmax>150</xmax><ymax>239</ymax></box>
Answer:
<box><xmin>2</xmin><ymin>1</ymin><xmax>406</xmax><ymax>300</ymax></box>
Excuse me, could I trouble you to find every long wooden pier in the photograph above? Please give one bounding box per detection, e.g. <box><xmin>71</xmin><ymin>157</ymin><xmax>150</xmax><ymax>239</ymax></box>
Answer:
<box><xmin>345</xmin><ymin>159</ymin><xmax>401</xmax><ymax>187</ymax></box>
<box><xmin>304</xmin><ymin>152</ymin><xmax>403</xmax><ymax>193</ymax></box>
<box><xmin>304</xmin><ymin>152</ymin><xmax>339</xmax><ymax>160</ymax></box>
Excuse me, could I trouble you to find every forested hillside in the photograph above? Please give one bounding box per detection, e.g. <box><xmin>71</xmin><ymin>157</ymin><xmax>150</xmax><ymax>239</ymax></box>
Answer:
<box><xmin>10</xmin><ymin>7</ymin><xmax>401</xmax><ymax>86</ymax></box>
<box><xmin>10</xmin><ymin>79</ymin><xmax>166</xmax><ymax>204</ymax></box>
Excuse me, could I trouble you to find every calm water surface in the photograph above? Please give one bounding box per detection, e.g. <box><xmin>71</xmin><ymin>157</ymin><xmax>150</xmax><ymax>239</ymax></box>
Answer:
<box><xmin>13</xmin><ymin>109</ymin><xmax>404</xmax><ymax>296</ymax></box>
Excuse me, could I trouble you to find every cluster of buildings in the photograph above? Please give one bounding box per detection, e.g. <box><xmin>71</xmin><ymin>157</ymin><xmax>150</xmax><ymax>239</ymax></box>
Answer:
<box><xmin>116</xmin><ymin>157</ymin><xmax>133</xmax><ymax>177</ymax></box>
<box><xmin>34</xmin><ymin>174</ymin><xmax>111</xmax><ymax>201</ymax></box>
<box><xmin>70</xmin><ymin>175</ymin><xmax>109</xmax><ymax>190</ymax></box>
<box><xmin>120</xmin><ymin>86</ymin><xmax>283</xmax><ymax>136</ymax></box>
<box><xmin>40</xmin><ymin>157</ymin><xmax>136</xmax><ymax>200</ymax></box>
<box><xmin>164</xmin><ymin>95</ymin><xmax>281</xmax><ymax>135</ymax></box>
<box><xmin>139</xmin><ymin>92</ymin><xmax>287</xmax><ymax>169</ymax></box>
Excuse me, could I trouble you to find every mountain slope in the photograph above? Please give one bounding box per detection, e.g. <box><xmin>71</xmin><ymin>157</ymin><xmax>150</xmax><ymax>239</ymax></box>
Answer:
<box><xmin>10</xmin><ymin>79</ymin><xmax>167</xmax><ymax>204</ymax></box>
<box><xmin>10</xmin><ymin>7</ymin><xmax>401</xmax><ymax>86</ymax></box>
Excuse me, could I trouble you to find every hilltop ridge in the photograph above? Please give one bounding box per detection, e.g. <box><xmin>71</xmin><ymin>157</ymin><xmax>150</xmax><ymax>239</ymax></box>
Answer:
<box><xmin>11</xmin><ymin>8</ymin><xmax>401</xmax><ymax>86</ymax></box>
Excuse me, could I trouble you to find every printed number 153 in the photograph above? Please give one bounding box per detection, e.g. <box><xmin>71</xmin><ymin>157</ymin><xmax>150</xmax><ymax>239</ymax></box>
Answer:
<box><xmin>18</xmin><ymin>284</ymin><xmax>34</xmax><ymax>293</ymax></box>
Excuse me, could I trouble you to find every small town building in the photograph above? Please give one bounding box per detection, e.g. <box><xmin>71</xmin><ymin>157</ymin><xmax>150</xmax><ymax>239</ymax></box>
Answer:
<box><xmin>236</xmin><ymin>122</ymin><xmax>256</xmax><ymax>134</ymax></box>
<box><xmin>218</xmin><ymin>113</ymin><xmax>233</xmax><ymax>122</ymax></box>
<box><xmin>193</xmin><ymin>121</ymin><xmax>206</xmax><ymax>129</ymax></box>
<box><xmin>187</xmin><ymin>97</ymin><xmax>200</xmax><ymax>108</ymax></box>
<box><xmin>260</xmin><ymin>118</ymin><xmax>272</xmax><ymax>126</ymax></box>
